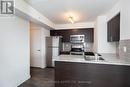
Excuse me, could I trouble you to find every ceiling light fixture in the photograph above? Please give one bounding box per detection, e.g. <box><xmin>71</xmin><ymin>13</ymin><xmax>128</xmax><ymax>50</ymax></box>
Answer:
<box><xmin>68</xmin><ymin>16</ymin><xmax>74</xmax><ymax>24</ymax></box>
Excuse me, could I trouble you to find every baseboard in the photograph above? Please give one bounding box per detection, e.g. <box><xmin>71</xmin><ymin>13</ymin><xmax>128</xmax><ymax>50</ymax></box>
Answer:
<box><xmin>17</xmin><ymin>75</ymin><xmax>31</xmax><ymax>87</ymax></box>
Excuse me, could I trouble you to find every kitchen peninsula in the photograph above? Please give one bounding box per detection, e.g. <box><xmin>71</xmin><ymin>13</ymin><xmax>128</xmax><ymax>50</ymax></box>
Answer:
<box><xmin>55</xmin><ymin>54</ymin><xmax>130</xmax><ymax>87</ymax></box>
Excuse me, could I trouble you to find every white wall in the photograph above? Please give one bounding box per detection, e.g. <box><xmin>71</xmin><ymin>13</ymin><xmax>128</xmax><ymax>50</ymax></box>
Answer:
<box><xmin>120</xmin><ymin>0</ymin><xmax>130</xmax><ymax>40</ymax></box>
<box><xmin>0</xmin><ymin>16</ymin><xmax>30</xmax><ymax>87</ymax></box>
<box><xmin>106</xmin><ymin>1</ymin><xmax>121</xmax><ymax>22</ymax></box>
<box><xmin>30</xmin><ymin>22</ymin><xmax>50</xmax><ymax>68</ymax></box>
<box><xmin>94</xmin><ymin>16</ymin><xmax>116</xmax><ymax>53</ymax></box>
<box><xmin>55</xmin><ymin>22</ymin><xmax>94</xmax><ymax>29</ymax></box>
<box><xmin>93</xmin><ymin>19</ymin><xmax>98</xmax><ymax>52</ymax></box>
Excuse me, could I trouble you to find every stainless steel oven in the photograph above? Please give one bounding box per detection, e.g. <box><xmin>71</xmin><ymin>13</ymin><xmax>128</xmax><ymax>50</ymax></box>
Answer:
<box><xmin>70</xmin><ymin>35</ymin><xmax>85</xmax><ymax>43</ymax></box>
<box><xmin>70</xmin><ymin>46</ymin><xmax>84</xmax><ymax>55</ymax></box>
<box><xmin>70</xmin><ymin>43</ymin><xmax>85</xmax><ymax>55</ymax></box>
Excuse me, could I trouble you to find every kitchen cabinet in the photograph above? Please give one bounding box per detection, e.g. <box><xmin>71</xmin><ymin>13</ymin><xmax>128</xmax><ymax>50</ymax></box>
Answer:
<box><xmin>107</xmin><ymin>13</ymin><xmax>120</xmax><ymax>42</ymax></box>
<box><xmin>55</xmin><ymin>61</ymin><xmax>130</xmax><ymax>87</ymax></box>
<box><xmin>50</xmin><ymin>30</ymin><xmax>70</xmax><ymax>42</ymax></box>
<box><xmin>50</xmin><ymin>28</ymin><xmax>94</xmax><ymax>42</ymax></box>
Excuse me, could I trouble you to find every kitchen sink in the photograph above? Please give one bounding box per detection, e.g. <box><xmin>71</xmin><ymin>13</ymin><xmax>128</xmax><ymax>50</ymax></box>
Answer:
<box><xmin>85</xmin><ymin>52</ymin><xmax>102</xmax><ymax>56</ymax></box>
<box><xmin>84</xmin><ymin>56</ymin><xmax>105</xmax><ymax>61</ymax></box>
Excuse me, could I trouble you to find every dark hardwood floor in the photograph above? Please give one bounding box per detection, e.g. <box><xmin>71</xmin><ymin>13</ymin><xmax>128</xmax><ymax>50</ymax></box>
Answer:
<box><xmin>19</xmin><ymin>67</ymin><xmax>54</xmax><ymax>87</ymax></box>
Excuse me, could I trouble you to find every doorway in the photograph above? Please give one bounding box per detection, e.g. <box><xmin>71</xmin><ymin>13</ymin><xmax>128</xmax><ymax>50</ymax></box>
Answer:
<box><xmin>30</xmin><ymin>22</ymin><xmax>50</xmax><ymax>69</ymax></box>
<box><xmin>30</xmin><ymin>28</ymin><xmax>42</xmax><ymax>68</ymax></box>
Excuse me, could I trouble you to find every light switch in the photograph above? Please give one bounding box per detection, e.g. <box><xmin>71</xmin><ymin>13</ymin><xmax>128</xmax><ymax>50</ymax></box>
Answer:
<box><xmin>123</xmin><ymin>46</ymin><xmax>127</xmax><ymax>53</ymax></box>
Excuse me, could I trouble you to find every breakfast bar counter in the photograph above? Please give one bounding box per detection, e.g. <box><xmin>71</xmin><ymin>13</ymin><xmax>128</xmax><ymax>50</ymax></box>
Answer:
<box><xmin>55</xmin><ymin>54</ymin><xmax>130</xmax><ymax>87</ymax></box>
<box><xmin>55</xmin><ymin>54</ymin><xmax>130</xmax><ymax>66</ymax></box>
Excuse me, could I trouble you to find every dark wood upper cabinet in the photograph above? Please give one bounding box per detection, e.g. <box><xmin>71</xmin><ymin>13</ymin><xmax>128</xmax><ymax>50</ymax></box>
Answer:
<box><xmin>107</xmin><ymin>13</ymin><xmax>120</xmax><ymax>42</ymax></box>
<box><xmin>50</xmin><ymin>28</ymin><xmax>94</xmax><ymax>42</ymax></box>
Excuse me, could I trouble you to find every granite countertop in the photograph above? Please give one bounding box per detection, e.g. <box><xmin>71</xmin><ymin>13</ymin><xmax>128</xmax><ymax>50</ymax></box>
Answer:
<box><xmin>55</xmin><ymin>54</ymin><xmax>130</xmax><ymax>66</ymax></box>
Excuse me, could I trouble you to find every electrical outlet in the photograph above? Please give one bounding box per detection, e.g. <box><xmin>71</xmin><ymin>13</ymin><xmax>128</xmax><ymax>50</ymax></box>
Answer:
<box><xmin>123</xmin><ymin>46</ymin><xmax>127</xmax><ymax>53</ymax></box>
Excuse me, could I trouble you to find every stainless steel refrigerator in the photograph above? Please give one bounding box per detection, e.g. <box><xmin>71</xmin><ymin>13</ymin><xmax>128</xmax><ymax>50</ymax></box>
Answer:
<box><xmin>46</xmin><ymin>36</ymin><xmax>61</xmax><ymax>67</ymax></box>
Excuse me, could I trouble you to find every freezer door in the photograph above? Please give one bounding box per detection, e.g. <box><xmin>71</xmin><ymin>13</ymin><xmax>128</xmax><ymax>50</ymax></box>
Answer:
<box><xmin>46</xmin><ymin>37</ymin><xmax>53</xmax><ymax>47</ymax></box>
<box><xmin>52</xmin><ymin>37</ymin><xmax>60</xmax><ymax>47</ymax></box>
<box><xmin>46</xmin><ymin>36</ymin><xmax>61</xmax><ymax>67</ymax></box>
<box><xmin>46</xmin><ymin>37</ymin><xmax>53</xmax><ymax>67</ymax></box>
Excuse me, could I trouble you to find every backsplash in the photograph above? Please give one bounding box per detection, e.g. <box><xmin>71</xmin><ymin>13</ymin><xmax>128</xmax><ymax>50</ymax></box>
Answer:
<box><xmin>84</xmin><ymin>42</ymin><xmax>94</xmax><ymax>52</ymax></box>
<box><xmin>119</xmin><ymin>39</ymin><xmax>130</xmax><ymax>62</ymax></box>
<box><xmin>115</xmin><ymin>42</ymin><xmax>119</xmax><ymax>56</ymax></box>
<box><xmin>62</xmin><ymin>42</ymin><xmax>94</xmax><ymax>52</ymax></box>
<box><xmin>62</xmin><ymin>43</ymin><xmax>71</xmax><ymax>51</ymax></box>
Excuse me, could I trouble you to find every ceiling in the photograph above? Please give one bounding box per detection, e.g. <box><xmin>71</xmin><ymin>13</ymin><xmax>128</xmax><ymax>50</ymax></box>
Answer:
<box><xmin>24</xmin><ymin>0</ymin><xmax>119</xmax><ymax>24</ymax></box>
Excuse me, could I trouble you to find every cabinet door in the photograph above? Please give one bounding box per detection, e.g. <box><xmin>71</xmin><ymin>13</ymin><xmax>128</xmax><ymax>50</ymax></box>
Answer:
<box><xmin>107</xmin><ymin>13</ymin><xmax>120</xmax><ymax>42</ymax></box>
<box><xmin>78</xmin><ymin>29</ymin><xmax>94</xmax><ymax>42</ymax></box>
<box><xmin>86</xmin><ymin>29</ymin><xmax>94</xmax><ymax>42</ymax></box>
<box><xmin>108</xmin><ymin>19</ymin><xmax>113</xmax><ymax>42</ymax></box>
<box><xmin>50</xmin><ymin>30</ymin><xmax>54</xmax><ymax>36</ymax></box>
<box><xmin>62</xmin><ymin>30</ymin><xmax>70</xmax><ymax>42</ymax></box>
<box><xmin>50</xmin><ymin>30</ymin><xmax>58</xmax><ymax>36</ymax></box>
<box><xmin>113</xmin><ymin>13</ymin><xmax>120</xmax><ymax>41</ymax></box>
<box><xmin>56</xmin><ymin>61</ymin><xmax>130</xmax><ymax>87</ymax></box>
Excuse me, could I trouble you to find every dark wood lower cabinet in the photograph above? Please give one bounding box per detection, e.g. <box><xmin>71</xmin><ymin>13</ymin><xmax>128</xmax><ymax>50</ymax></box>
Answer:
<box><xmin>55</xmin><ymin>61</ymin><xmax>130</xmax><ymax>87</ymax></box>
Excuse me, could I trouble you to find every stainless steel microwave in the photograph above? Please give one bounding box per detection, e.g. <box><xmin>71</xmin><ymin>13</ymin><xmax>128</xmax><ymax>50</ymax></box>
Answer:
<box><xmin>70</xmin><ymin>35</ymin><xmax>85</xmax><ymax>43</ymax></box>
